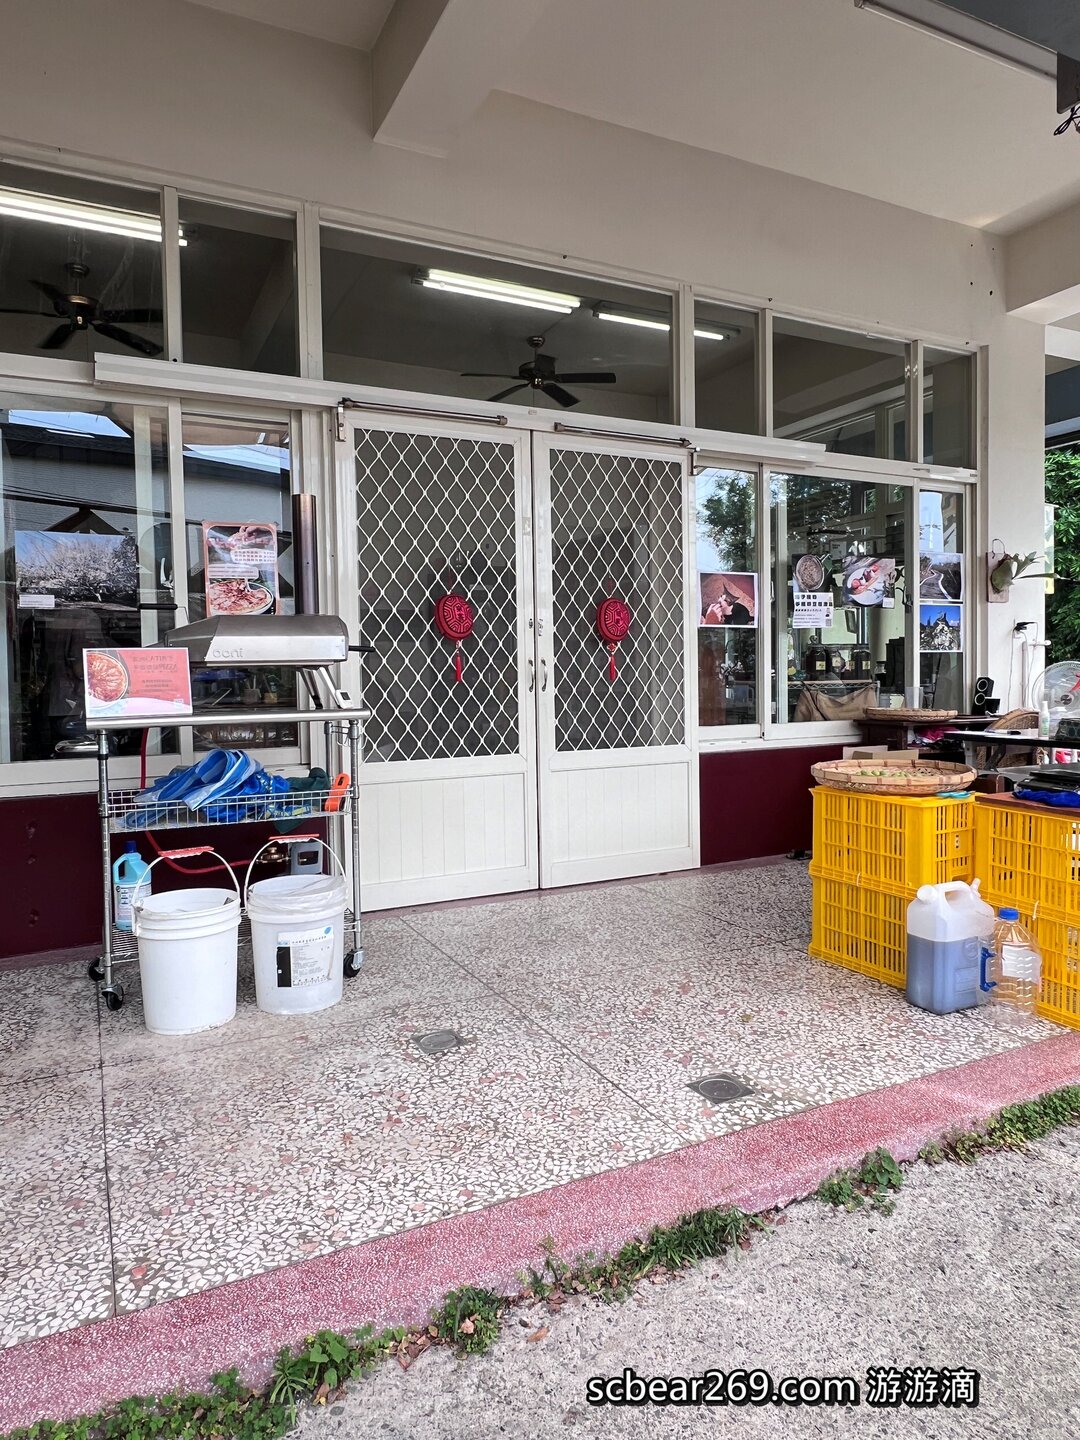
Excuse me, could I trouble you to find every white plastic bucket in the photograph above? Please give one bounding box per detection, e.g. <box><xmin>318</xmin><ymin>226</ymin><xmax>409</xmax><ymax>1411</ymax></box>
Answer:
<box><xmin>133</xmin><ymin>855</ymin><xmax>241</xmax><ymax>1035</ymax></box>
<box><xmin>245</xmin><ymin>841</ymin><xmax>347</xmax><ymax>1015</ymax></box>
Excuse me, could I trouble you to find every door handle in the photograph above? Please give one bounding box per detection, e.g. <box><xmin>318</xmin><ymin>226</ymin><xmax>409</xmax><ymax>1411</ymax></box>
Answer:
<box><xmin>527</xmin><ymin>658</ymin><xmax>535</xmax><ymax>693</ymax></box>
<box><xmin>540</xmin><ymin>658</ymin><xmax>548</xmax><ymax>693</ymax></box>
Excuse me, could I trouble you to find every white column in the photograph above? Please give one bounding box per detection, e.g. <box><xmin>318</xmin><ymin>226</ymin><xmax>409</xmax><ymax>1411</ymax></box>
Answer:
<box><xmin>980</xmin><ymin>315</ymin><xmax>1046</xmax><ymax>711</ymax></box>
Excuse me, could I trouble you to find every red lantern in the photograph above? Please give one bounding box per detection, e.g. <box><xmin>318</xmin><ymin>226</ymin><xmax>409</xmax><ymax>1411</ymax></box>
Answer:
<box><xmin>435</xmin><ymin>593</ymin><xmax>474</xmax><ymax>683</ymax></box>
<box><xmin>596</xmin><ymin>597</ymin><xmax>631</xmax><ymax>681</ymax></box>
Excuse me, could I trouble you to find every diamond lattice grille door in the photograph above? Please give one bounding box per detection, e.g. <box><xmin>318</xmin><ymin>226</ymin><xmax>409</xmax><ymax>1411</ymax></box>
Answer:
<box><xmin>353</xmin><ymin>429</ymin><xmax>521</xmax><ymax>763</ymax></box>
<box><xmin>535</xmin><ymin>441</ymin><xmax>696</xmax><ymax>888</ymax></box>
<box><xmin>548</xmin><ymin>449</ymin><xmax>686</xmax><ymax>753</ymax></box>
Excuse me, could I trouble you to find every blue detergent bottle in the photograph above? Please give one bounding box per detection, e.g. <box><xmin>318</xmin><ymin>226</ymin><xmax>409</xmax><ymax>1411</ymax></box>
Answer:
<box><xmin>113</xmin><ymin>841</ymin><xmax>151</xmax><ymax>932</ymax></box>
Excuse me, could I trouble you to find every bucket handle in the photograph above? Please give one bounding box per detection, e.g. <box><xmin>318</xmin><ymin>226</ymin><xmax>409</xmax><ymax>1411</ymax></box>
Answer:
<box><xmin>242</xmin><ymin>834</ymin><xmax>347</xmax><ymax>912</ymax></box>
<box><xmin>132</xmin><ymin>847</ymin><xmax>242</xmax><ymax>934</ymax></box>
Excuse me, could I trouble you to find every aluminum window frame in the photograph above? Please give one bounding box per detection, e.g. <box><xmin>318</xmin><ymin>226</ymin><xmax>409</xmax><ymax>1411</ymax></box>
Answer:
<box><xmin>0</xmin><ymin>141</ymin><xmax>988</xmax><ymax>784</ymax></box>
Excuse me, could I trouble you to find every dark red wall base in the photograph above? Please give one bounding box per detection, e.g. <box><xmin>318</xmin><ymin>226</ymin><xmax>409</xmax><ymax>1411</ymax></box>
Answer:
<box><xmin>699</xmin><ymin>745</ymin><xmax>844</xmax><ymax>865</ymax></box>
<box><xmin>2</xmin><ymin>748</ymin><xmax>840</xmax><ymax>959</ymax></box>
<box><xmin>0</xmin><ymin>793</ymin><xmax>324</xmax><ymax>961</ymax></box>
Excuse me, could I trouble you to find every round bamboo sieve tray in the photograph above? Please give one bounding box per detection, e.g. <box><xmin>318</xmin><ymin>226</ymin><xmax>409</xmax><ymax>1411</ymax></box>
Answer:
<box><xmin>811</xmin><ymin>756</ymin><xmax>976</xmax><ymax>796</ymax></box>
<box><xmin>863</xmin><ymin>707</ymin><xmax>958</xmax><ymax>722</ymax></box>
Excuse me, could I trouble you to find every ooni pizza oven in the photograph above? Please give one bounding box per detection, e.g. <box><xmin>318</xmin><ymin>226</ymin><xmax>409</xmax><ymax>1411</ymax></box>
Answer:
<box><xmin>165</xmin><ymin>613</ymin><xmax>350</xmax><ymax>668</ymax></box>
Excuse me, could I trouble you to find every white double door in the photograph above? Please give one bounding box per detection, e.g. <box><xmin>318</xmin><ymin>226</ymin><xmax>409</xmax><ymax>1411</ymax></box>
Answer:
<box><xmin>337</xmin><ymin>415</ymin><xmax>698</xmax><ymax>910</ymax></box>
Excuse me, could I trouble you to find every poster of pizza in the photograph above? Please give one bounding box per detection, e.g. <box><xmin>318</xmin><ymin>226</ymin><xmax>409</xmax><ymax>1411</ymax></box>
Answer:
<box><xmin>84</xmin><ymin>647</ymin><xmax>193</xmax><ymax>719</ymax></box>
<box><xmin>202</xmin><ymin>521</ymin><xmax>280</xmax><ymax>617</ymax></box>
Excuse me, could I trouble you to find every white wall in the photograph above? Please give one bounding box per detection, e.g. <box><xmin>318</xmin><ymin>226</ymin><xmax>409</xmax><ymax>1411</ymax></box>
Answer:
<box><xmin>981</xmin><ymin>316</ymin><xmax>1048</xmax><ymax>710</ymax></box>
<box><xmin>0</xmin><ymin>0</ymin><xmax>1045</xmax><ymax>696</ymax></box>
<box><xmin>0</xmin><ymin>0</ymin><xmax>1002</xmax><ymax>341</ymax></box>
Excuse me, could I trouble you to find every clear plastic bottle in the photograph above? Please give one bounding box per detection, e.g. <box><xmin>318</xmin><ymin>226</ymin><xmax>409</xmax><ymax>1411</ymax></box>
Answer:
<box><xmin>987</xmin><ymin>907</ymin><xmax>1042</xmax><ymax>1024</ymax></box>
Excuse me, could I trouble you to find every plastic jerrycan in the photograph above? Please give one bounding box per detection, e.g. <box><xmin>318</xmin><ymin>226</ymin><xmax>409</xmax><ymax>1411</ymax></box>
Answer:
<box><xmin>906</xmin><ymin>880</ymin><xmax>995</xmax><ymax>1015</ymax></box>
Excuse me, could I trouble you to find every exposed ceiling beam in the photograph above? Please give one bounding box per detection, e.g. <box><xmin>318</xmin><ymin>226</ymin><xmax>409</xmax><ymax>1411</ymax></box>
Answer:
<box><xmin>1045</xmin><ymin>325</ymin><xmax>1080</xmax><ymax>361</ymax></box>
<box><xmin>371</xmin><ymin>0</ymin><xmax>537</xmax><ymax>155</ymax></box>
<box><xmin>1006</xmin><ymin>196</ymin><xmax>1080</xmax><ymax>322</ymax></box>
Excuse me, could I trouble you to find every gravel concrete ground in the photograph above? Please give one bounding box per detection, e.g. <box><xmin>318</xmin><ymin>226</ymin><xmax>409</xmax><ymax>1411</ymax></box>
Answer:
<box><xmin>296</xmin><ymin>1127</ymin><xmax>1080</xmax><ymax>1440</ymax></box>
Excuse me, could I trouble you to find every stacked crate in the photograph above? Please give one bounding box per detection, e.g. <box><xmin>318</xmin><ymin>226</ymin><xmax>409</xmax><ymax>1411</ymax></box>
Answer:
<box><xmin>809</xmin><ymin>788</ymin><xmax>975</xmax><ymax>988</ymax></box>
<box><xmin>973</xmin><ymin>797</ymin><xmax>1080</xmax><ymax>1030</ymax></box>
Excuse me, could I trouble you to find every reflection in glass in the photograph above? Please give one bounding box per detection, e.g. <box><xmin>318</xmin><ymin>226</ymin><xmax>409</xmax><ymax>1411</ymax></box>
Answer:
<box><xmin>321</xmin><ymin>228</ymin><xmax>673</xmax><ymax>422</ymax></box>
<box><xmin>179</xmin><ymin>201</ymin><xmax>298</xmax><ymax>375</ymax></box>
<box><xmin>772</xmin><ymin>474</ymin><xmax>909</xmax><ymax>723</ymax></box>
<box><xmin>773</xmin><ymin>318</ymin><xmax>908</xmax><ymax>460</ymax></box>
<box><xmin>182</xmin><ymin>418</ymin><xmax>297</xmax><ymax>749</ymax></box>
<box><xmin>696</xmin><ymin>469</ymin><xmax>758</xmax><ymax>726</ymax></box>
<box><xmin>0</xmin><ymin>161</ymin><xmax>164</xmax><ymax>362</ymax></box>
<box><xmin>919</xmin><ymin>490</ymin><xmax>965</xmax><ymax>710</ymax></box>
<box><xmin>694</xmin><ymin>303</ymin><xmax>758</xmax><ymax>434</ymax></box>
<box><xmin>1</xmin><ymin>397</ymin><xmax>173</xmax><ymax>762</ymax></box>
<box><xmin>924</xmin><ymin>348</ymin><xmax>974</xmax><ymax>468</ymax></box>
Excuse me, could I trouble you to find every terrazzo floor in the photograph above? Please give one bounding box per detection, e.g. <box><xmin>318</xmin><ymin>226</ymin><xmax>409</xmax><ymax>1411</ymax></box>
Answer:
<box><xmin>0</xmin><ymin>860</ymin><xmax>1063</xmax><ymax>1352</ymax></box>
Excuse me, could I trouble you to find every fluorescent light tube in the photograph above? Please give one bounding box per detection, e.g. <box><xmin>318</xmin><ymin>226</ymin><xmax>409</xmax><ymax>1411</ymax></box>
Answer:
<box><xmin>419</xmin><ymin>269</ymin><xmax>580</xmax><ymax>313</ymax></box>
<box><xmin>594</xmin><ymin>304</ymin><xmax>729</xmax><ymax>340</ymax></box>
<box><xmin>421</xmin><ymin>281</ymin><xmax>573</xmax><ymax>314</ymax></box>
<box><xmin>0</xmin><ymin>187</ymin><xmax>186</xmax><ymax>244</ymax></box>
<box><xmin>595</xmin><ymin>308</ymin><xmax>670</xmax><ymax>333</ymax></box>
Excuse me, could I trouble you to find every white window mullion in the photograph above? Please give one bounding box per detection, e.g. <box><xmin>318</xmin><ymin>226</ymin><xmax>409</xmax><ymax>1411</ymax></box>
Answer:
<box><xmin>162</xmin><ymin>187</ymin><xmax>183</xmax><ymax>364</ymax></box>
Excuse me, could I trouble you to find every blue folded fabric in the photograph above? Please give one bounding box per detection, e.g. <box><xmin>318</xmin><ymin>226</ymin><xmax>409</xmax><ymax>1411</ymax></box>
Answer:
<box><xmin>1014</xmin><ymin>785</ymin><xmax>1080</xmax><ymax>809</ymax></box>
<box><xmin>186</xmin><ymin>750</ymin><xmax>261</xmax><ymax>812</ymax></box>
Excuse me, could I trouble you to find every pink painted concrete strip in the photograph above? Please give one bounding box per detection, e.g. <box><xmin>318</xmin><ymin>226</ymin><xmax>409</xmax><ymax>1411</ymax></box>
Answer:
<box><xmin>3</xmin><ymin>1030</ymin><xmax>1079</xmax><ymax>1432</ymax></box>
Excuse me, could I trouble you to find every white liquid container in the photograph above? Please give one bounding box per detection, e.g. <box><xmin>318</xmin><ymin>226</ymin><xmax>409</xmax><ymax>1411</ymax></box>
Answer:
<box><xmin>906</xmin><ymin>880</ymin><xmax>995</xmax><ymax>1015</ymax></box>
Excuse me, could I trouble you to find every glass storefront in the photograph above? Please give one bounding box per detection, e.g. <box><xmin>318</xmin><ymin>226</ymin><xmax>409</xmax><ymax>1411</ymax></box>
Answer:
<box><xmin>178</xmin><ymin>201</ymin><xmax>299</xmax><ymax>375</ymax></box>
<box><xmin>0</xmin><ymin>162</ymin><xmax>164</xmax><ymax>363</ymax></box>
<box><xmin>180</xmin><ymin>416</ymin><xmax>298</xmax><ymax>750</ymax></box>
<box><xmin>320</xmin><ymin>228</ymin><xmax>675</xmax><ymax>422</ymax></box>
<box><xmin>771</xmin><ymin>474</ymin><xmax>910</xmax><ymax>725</ymax></box>
<box><xmin>696</xmin><ymin>468</ymin><xmax>759</xmax><ymax>727</ymax></box>
<box><xmin>1</xmin><ymin>394</ymin><xmax>173</xmax><ymax>762</ymax></box>
<box><xmin>773</xmin><ymin>318</ymin><xmax>909</xmax><ymax>460</ymax></box>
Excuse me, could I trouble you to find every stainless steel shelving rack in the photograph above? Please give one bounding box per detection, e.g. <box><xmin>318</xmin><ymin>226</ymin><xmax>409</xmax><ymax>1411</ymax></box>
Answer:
<box><xmin>86</xmin><ymin>615</ymin><xmax>369</xmax><ymax>1012</ymax></box>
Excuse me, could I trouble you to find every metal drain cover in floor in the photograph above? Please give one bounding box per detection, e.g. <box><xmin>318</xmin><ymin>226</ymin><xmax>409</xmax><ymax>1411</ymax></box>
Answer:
<box><xmin>413</xmin><ymin>1029</ymin><xmax>467</xmax><ymax>1058</ymax></box>
<box><xmin>688</xmin><ymin>1073</ymin><xmax>755</xmax><ymax>1104</ymax></box>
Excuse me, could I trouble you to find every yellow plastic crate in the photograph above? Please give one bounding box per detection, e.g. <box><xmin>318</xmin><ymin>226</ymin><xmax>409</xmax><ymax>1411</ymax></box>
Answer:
<box><xmin>982</xmin><ymin>892</ymin><xmax>1080</xmax><ymax>1032</ymax></box>
<box><xmin>974</xmin><ymin>797</ymin><xmax>1080</xmax><ymax>924</ymax></box>
<box><xmin>809</xmin><ymin>870</ymin><xmax>906</xmax><ymax>989</ymax></box>
<box><xmin>812</xmin><ymin>787</ymin><xmax>974</xmax><ymax>895</ymax></box>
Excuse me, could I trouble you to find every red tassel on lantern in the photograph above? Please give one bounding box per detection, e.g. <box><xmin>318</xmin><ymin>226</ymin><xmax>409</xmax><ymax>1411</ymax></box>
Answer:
<box><xmin>596</xmin><ymin>597</ymin><xmax>632</xmax><ymax>681</ymax></box>
<box><xmin>435</xmin><ymin>594</ymin><xmax>475</xmax><ymax>683</ymax></box>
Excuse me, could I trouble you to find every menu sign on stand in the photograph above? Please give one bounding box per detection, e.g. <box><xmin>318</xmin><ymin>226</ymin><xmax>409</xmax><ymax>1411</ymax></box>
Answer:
<box><xmin>84</xmin><ymin>648</ymin><xmax>193</xmax><ymax>720</ymax></box>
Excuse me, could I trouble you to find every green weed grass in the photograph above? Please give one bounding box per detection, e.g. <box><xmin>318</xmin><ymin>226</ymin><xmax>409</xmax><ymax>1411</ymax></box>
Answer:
<box><xmin>7</xmin><ymin>1083</ymin><xmax>1079</xmax><ymax>1440</ymax></box>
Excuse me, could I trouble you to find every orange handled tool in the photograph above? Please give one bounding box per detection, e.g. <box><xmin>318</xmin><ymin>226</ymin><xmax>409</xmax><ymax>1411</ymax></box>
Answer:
<box><xmin>324</xmin><ymin>773</ymin><xmax>350</xmax><ymax>812</ymax></box>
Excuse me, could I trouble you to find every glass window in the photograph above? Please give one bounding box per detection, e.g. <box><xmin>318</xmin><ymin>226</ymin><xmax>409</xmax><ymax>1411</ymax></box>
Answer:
<box><xmin>696</xmin><ymin>468</ymin><xmax>758</xmax><ymax>726</ymax></box>
<box><xmin>181</xmin><ymin>417</ymin><xmax>298</xmax><ymax>750</ymax></box>
<box><xmin>320</xmin><ymin>228</ymin><xmax>673</xmax><ymax>422</ymax></box>
<box><xmin>924</xmin><ymin>348</ymin><xmax>975</xmax><ymax>468</ymax></box>
<box><xmin>918</xmin><ymin>489</ymin><xmax>966</xmax><ymax>710</ymax></box>
<box><xmin>772</xmin><ymin>474</ymin><xmax>910</xmax><ymax>724</ymax></box>
<box><xmin>1</xmin><ymin>395</ymin><xmax>173</xmax><ymax>763</ymax></box>
<box><xmin>179</xmin><ymin>201</ymin><xmax>298</xmax><ymax>375</ymax></box>
<box><xmin>773</xmin><ymin>319</ymin><xmax>908</xmax><ymax>460</ymax></box>
<box><xmin>0</xmin><ymin>162</ymin><xmax>163</xmax><ymax>362</ymax></box>
<box><xmin>693</xmin><ymin>301</ymin><xmax>758</xmax><ymax>434</ymax></box>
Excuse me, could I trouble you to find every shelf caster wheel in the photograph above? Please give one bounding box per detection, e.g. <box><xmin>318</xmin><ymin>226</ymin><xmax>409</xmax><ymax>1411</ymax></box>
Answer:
<box><xmin>102</xmin><ymin>984</ymin><xmax>125</xmax><ymax>1013</ymax></box>
<box><xmin>344</xmin><ymin>950</ymin><xmax>364</xmax><ymax>978</ymax></box>
<box><xmin>88</xmin><ymin>958</ymin><xmax>105</xmax><ymax>982</ymax></box>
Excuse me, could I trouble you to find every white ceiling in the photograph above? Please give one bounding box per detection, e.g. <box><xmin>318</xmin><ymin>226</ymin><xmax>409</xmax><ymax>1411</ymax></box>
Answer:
<box><xmin>498</xmin><ymin>0</ymin><xmax>1080</xmax><ymax>234</ymax></box>
<box><xmin>182</xmin><ymin>0</ymin><xmax>394</xmax><ymax>50</ymax></box>
<box><xmin>179</xmin><ymin>0</ymin><xmax>1080</xmax><ymax>234</ymax></box>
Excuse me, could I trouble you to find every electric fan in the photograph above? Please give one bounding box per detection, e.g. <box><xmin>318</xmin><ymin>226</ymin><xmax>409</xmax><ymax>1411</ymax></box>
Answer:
<box><xmin>1030</xmin><ymin>661</ymin><xmax>1080</xmax><ymax>721</ymax></box>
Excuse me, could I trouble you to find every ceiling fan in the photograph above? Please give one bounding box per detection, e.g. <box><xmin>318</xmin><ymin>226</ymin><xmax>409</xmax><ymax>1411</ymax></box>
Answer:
<box><xmin>462</xmin><ymin>334</ymin><xmax>616</xmax><ymax>407</ymax></box>
<box><xmin>0</xmin><ymin>262</ymin><xmax>163</xmax><ymax>355</ymax></box>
